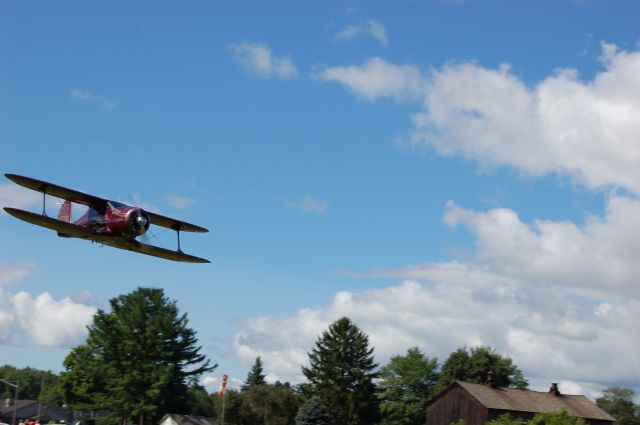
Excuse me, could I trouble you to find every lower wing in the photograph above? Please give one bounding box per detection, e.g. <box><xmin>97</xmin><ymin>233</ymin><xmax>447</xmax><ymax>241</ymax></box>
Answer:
<box><xmin>4</xmin><ymin>207</ymin><xmax>210</xmax><ymax>263</ymax></box>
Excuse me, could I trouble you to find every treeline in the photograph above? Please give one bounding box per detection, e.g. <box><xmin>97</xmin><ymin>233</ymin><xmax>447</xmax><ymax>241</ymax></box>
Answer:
<box><xmin>2</xmin><ymin>289</ymin><xmax>638</xmax><ymax>425</ymax></box>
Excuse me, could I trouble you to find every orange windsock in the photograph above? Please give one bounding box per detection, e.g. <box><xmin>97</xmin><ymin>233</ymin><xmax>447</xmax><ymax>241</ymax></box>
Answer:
<box><xmin>219</xmin><ymin>374</ymin><xmax>228</xmax><ymax>397</ymax></box>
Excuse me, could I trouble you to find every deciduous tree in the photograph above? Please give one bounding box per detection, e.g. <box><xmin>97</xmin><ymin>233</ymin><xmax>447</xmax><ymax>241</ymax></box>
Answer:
<box><xmin>378</xmin><ymin>346</ymin><xmax>439</xmax><ymax>425</ymax></box>
<box><xmin>596</xmin><ymin>387</ymin><xmax>640</xmax><ymax>425</ymax></box>
<box><xmin>59</xmin><ymin>287</ymin><xmax>215</xmax><ymax>425</ymax></box>
<box><xmin>435</xmin><ymin>346</ymin><xmax>527</xmax><ymax>394</ymax></box>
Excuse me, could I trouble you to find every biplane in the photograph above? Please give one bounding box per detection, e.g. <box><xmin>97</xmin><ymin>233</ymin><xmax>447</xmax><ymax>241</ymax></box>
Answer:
<box><xmin>3</xmin><ymin>174</ymin><xmax>210</xmax><ymax>263</ymax></box>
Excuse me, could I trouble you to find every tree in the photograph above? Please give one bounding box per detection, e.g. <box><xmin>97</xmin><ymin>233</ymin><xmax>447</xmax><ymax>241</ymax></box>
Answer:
<box><xmin>185</xmin><ymin>383</ymin><xmax>216</xmax><ymax>417</ymax></box>
<box><xmin>239</xmin><ymin>384</ymin><xmax>299</xmax><ymax>425</ymax></box>
<box><xmin>529</xmin><ymin>411</ymin><xmax>587</xmax><ymax>425</ymax></box>
<box><xmin>302</xmin><ymin>317</ymin><xmax>379</xmax><ymax>425</ymax></box>
<box><xmin>212</xmin><ymin>389</ymin><xmax>243</xmax><ymax>425</ymax></box>
<box><xmin>243</xmin><ymin>357</ymin><xmax>267</xmax><ymax>390</ymax></box>
<box><xmin>296</xmin><ymin>396</ymin><xmax>331</xmax><ymax>425</ymax></box>
<box><xmin>596</xmin><ymin>387</ymin><xmax>640</xmax><ymax>425</ymax></box>
<box><xmin>487</xmin><ymin>413</ymin><xmax>526</xmax><ymax>425</ymax></box>
<box><xmin>0</xmin><ymin>365</ymin><xmax>62</xmax><ymax>405</ymax></box>
<box><xmin>488</xmin><ymin>412</ymin><xmax>588</xmax><ymax>425</ymax></box>
<box><xmin>378</xmin><ymin>346</ymin><xmax>439</xmax><ymax>425</ymax></box>
<box><xmin>59</xmin><ymin>287</ymin><xmax>215</xmax><ymax>425</ymax></box>
<box><xmin>214</xmin><ymin>385</ymin><xmax>298</xmax><ymax>425</ymax></box>
<box><xmin>435</xmin><ymin>346</ymin><xmax>527</xmax><ymax>394</ymax></box>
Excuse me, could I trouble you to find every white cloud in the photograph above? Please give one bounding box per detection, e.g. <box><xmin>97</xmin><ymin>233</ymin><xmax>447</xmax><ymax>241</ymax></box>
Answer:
<box><xmin>0</xmin><ymin>183</ymin><xmax>41</xmax><ymax>213</ymax></box>
<box><xmin>69</xmin><ymin>88</ymin><xmax>118</xmax><ymax>111</ymax></box>
<box><xmin>335</xmin><ymin>19</ymin><xmax>389</xmax><ymax>47</ymax></box>
<box><xmin>286</xmin><ymin>195</ymin><xmax>328</xmax><ymax>215</ymax></box>
<box><xmin>317</xmin><ymin>57</ymin><xmax>426</xmax><ymax>101</ymax></box>
<box><xmin>441</xmin><ymin>196</ymin><xmax>640</xmax><ymax>299</ymax></box>
<box><xmin>409</xmin><ymin>42</ymin><xmax>640</xmax><ymax>195</ymax></box>
<box><xmin>234</xmin><ymin>197</ymin><xmax>640</xmax><ymax>390</ymax></box>
<box><xmin>0</xmin><ymin>262</ymin><xmax>95</xmax><ymax>347</ymax></box>
<box><xmin>12</xmin><ymin>291</ymin><xmax>96</xmax><ymax>347</ymax></box>
<box><xmin>228</xmin><ymin>42</ymin><xmax>298</xmax><ymax>79</ymax></box>
<box><xmin>166</xmin><ymin>194</ymin><xmax>195</xmax><ymax>209</ymax></box>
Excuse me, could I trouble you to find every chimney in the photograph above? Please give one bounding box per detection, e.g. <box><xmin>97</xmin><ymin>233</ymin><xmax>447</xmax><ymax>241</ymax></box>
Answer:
<box><xmin>549</xmin><ymin>383</ymin><xmax>561</xmax><ymax>396</ymax></box>
<box><xmin>485</xmin><ymin>370</ymin><xmax>496</xmax><ymax>388</ymax></box>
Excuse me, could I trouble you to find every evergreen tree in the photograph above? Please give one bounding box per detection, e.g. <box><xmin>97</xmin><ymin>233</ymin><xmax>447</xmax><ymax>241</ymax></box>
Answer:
<box><xmin>378</xmin><ymin>347</ymin><xmax>439</xmax><ymax>425</ymax></box>
<box><xmin>302</xmin><ymin>317</ymin><xmax>379</xmax><ymax>425</ymax></box>
<box><xmin>59</xmin><ymin>287</ymin><xmax>216</xmax><ymax>425</ymax></box>
<box><xmin>243</xmin><ymin>357</ymin><xmax>267</xmax><ymax>390</ymax></box>
<box><xmin>296</xmin><ymin>396</ymin><xmax>331</xmax><ymax>425</ymax></box>
<box><xmin>435</xmin><ymin>346</ymin><xmax>527</xmax><ymax>394</ymax></box>
<box><xmin>596</xmin><ymin>387</ymin><xmax>640</xmax><ymax>425</ymax></box>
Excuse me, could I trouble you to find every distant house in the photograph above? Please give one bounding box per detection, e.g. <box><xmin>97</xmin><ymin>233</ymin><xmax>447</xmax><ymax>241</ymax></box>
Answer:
<box><xmin>0</xmin><ymin>400</ymin><xmax>73</xmax><ymax>424</ymax></box>
<box><xmin>425</xmin><ymin>381</ymin><xmax>616</xmax><ymax>425</ymax></box>
<box><xmin>158</xmin><ymin>414</ymin><xmax>215</xmax><ymax>425</ymax></box>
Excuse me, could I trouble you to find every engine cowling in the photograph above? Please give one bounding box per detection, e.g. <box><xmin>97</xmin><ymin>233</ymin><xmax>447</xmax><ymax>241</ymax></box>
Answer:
<box><xmin>125</xmin><ymin>208</ymin><xmax>150</xmax><ymax>236</ymax></box>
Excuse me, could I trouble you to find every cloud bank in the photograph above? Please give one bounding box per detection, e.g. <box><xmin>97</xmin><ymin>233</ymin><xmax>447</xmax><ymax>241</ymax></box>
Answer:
<box><xmin>234</xmin><ymin>196</ymin><xmax>640</xmax><ymax>392</ymax></box>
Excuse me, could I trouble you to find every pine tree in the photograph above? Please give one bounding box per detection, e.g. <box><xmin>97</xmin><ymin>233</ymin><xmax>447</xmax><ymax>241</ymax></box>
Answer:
<box><xmin>242</xmin><ymin>356</ymin><xmax>267</xmax><ymax>390</ymax></box>
<box><xmin>302</xmin><ymin>317</ymin><xmax>379</xmax><ymax>425</ymax></box>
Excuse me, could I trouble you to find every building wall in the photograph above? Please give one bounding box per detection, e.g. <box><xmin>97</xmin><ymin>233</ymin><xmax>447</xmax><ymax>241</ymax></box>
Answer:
<box><xmin>426</xmin><ymin>385</ymin><xmax>488</xmax><ymax>425</ymax></box>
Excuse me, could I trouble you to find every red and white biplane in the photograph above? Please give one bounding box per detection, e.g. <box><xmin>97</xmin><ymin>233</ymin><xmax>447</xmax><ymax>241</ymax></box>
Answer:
<box><xmin>3</xmin><ymin>174</ymin><xmax>210</xmax><ymax>263</ymax></box>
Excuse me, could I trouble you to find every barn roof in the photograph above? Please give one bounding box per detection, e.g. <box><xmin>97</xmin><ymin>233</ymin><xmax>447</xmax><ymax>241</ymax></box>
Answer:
<box><xmin>456</xmin><ymin>381</ymin><xmax>615</xmax><ymax>421</ymax></box>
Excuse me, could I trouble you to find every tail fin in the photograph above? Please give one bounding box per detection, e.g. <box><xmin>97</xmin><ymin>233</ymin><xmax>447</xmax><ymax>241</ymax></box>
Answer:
<box><xmin>58</xmin><ymin>200</ymin><xmax>72</xmax><ymax>222</ymax></box>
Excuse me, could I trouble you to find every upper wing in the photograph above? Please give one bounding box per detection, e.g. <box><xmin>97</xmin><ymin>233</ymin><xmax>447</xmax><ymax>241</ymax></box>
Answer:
<box><xmin>6</xmin><ymin>174</ymin><xmax>209</xmax><ymax>233</ymax></box>
<box><xmin>145</xmin><ymin>211</ymin><xmax>209</xmax><ymax>233</ymax></box>
<box><xmin>5</xmin><ymin>174</ymin><xmax>109</xmax><ymax>210</ymax></box>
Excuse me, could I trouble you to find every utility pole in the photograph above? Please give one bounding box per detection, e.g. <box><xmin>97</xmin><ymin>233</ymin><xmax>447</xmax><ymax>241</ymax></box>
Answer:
<box><xmin>0</xmin><ymin>378</ymin><xmax>19</xmax><ymax>425</ymax></box>
<box><xmin>37</xmin><ymin>378</ymin><xmax>44</xmax><ymax>423</ymax></box>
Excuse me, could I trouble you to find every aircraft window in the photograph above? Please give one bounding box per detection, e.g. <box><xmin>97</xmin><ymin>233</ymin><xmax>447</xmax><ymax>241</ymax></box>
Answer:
<box><xmin>110</xmin><ymin>201</ymin><xmax>128</xmax><ymax>208</ymax></box>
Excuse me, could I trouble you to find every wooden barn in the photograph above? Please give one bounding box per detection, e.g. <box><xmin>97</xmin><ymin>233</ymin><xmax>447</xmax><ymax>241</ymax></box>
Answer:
<box><xmin>425</xmin><ymin>381</ymin><xmax>616</xmax><ymax>425</ymax></box>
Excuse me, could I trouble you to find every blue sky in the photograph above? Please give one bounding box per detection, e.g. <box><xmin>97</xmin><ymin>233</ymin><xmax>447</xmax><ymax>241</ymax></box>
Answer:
<box><xmin>1</xmin><ymin>0</ymin><xmax>639</xmax><ymax>399</ymax></box>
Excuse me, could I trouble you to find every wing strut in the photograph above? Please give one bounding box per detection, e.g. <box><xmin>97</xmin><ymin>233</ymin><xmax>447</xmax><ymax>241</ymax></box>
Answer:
<box><xmin>173</xmin><ymin>223</ymin><xmax>183</xmax><ymax>253</ymax></box>
<box><xmin>41</xmin><ymin>188</ymin><xmax>48</xmax><ymax>216</ymax></box>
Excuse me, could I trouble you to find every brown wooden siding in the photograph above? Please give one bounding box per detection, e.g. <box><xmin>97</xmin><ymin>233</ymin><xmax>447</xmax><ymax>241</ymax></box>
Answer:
<box><xmin>427</xmin><ymin>385</ymin><xmax>489</xmax><ymax>425</ymax></box>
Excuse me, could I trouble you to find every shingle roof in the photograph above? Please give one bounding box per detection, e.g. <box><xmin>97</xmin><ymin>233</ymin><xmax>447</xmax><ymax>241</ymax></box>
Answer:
<box><xmin>160</xmin><ymin>414</ymin><xmax>215</xmax><ymax>425</ymax></box>
<box><xmin>457</xmin><ymin>382</ymin><xmax>615</xmax><ymax>422</ymax></box>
